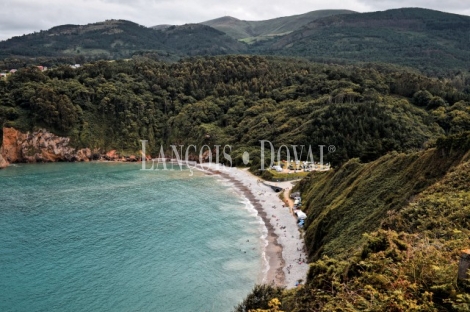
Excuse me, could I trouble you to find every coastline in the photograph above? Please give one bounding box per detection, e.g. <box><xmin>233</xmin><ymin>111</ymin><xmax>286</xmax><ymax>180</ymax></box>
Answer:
<box><xmin>1</xmin><ymin>157</ymin><xmax>310</xmax><ymax>287</ymax></box>
<box><xmin>202</xmin><ymin>163</ymin><xmax>309</xmax><ymax>288</ymax></box>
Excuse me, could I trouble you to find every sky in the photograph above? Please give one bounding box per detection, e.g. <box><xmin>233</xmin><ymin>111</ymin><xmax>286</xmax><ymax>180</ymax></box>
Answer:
<box><xmin>0</xmin><ymin>0</ymin><xmax>469</xmax><ymax>41</ymax></box>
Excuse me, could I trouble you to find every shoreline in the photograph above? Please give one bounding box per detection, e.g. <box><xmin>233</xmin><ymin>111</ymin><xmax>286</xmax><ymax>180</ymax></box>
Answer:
<box><xmin>202</xmin><ymin>164</ymin><xmax>309</xmax><ymax>288</ymax></box>
<box><xmin>1</xmin><ymin>160</ymin><xmax>310</xmax><ymax>287</ymax></box>
<box><xmin>217</xmin><ymin>171</ymin><xmax>286</xmax><ymax>286</ymax></box>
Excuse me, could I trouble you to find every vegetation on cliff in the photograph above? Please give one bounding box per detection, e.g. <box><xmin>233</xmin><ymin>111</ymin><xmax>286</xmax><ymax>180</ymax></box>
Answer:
<box><xmin>238</xmin><ymin>133</ymin><xmax>470</xmax><ymax>311</ymax></box>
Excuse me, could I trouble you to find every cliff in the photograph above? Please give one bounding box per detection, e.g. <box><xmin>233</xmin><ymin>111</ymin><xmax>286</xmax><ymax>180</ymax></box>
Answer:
<box><xmin>239</xmin><ymin>133</ymin><xmax>470</xmax><ymax>311</ymax></box>
<box><xmin>0</xmin><ymin>127</ymin><xmax>146</xmax><ymax>169</ymax></box>
<box><xmin>297</xmin><ymin>146</ymin><xmax>469</xmax><ymax>260</ymax></box>
<box><xmin>0</xmin><ymin>151</ymin><xmax>8</xmax><ymax>169</ymax></box>
<box><xmin>0</xmin><ymin>127</ymin><xmax>92</xmax><ymax>168</ymax></box>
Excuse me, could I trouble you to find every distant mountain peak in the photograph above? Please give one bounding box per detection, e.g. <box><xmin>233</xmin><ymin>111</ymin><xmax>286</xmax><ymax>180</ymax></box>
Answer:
<box><xmin>203</xmin><ymin>16</ymin><xmax>241</xmax><ymax>23</ymax></box>
<box><xmin>46</xmin><ymin>19</ymin><xmax>142</xmax><ymax>36</ymax></box>
<box><xmin>152</xmin><ymin>24</ymin><xmax>173</xmax><ymax>30</ymax></box>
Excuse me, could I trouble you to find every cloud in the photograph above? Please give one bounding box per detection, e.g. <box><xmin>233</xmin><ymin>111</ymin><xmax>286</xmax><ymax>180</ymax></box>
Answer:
<box><xmin>0</xmin><ymin>0</ymin><xmax>468</xmax><ymax>41</ymax></box>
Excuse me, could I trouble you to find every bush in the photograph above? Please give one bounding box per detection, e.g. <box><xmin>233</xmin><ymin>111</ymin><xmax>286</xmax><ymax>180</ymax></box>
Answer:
<box><xmin>235</xmin><ymin>285</ymin><xmax>285</xmax><ymax>312</ymax></box>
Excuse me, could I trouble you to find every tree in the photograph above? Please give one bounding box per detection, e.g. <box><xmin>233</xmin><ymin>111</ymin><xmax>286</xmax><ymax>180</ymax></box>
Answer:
<box><xmin>412</xmin><ymin>90</ymin><xmax>433</xmax><ymax>107</ymax></box>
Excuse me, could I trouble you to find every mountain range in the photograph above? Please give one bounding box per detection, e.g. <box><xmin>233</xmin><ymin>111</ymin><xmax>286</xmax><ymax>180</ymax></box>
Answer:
<box><xmin>1</xmin><ymin>8</ymin><xmax>470</xmax><ymax>74</ymax></box>
<box><xmin>199</xmin><ymin>9</ymin><xmax>356</xmax><ymax>43</ymax></box>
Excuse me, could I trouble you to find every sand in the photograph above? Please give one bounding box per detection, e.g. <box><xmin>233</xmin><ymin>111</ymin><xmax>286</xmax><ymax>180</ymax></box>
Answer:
<box><xmin>201</xmin><ymin>163</ymin><xmax>309</xmax><ymax>288</ymax></box>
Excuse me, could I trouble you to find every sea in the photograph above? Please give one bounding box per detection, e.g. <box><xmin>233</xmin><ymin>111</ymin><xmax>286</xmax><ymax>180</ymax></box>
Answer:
<box><xmin>0</xmin><ymin>162</ymin><xmax>266</xmax><ymax>312</ymax></box>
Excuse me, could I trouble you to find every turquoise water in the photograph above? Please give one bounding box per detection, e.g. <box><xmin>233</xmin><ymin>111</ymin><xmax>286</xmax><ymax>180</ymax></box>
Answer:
<box><xmin>0</xmin><ymin>162</ymin><xmax>265</xmax><ymax>312</ymax></box>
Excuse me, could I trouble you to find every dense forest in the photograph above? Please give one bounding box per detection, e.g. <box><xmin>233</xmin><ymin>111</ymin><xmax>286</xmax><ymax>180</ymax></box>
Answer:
<box><xmin>1</xmin><ymin>55</ymin><xmax>469</xmax><ymax>169</ymax></box>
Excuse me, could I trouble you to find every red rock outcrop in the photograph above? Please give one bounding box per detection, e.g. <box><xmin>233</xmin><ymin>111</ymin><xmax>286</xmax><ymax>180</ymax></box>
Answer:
<box><xmin>105</xmin><ymin>150</ymin><xmax>118</xmax><ymax>160</ymax></box>
<box><xmin>76</xmin><ymin>148</ymin><xmax>92</xmax><ymax>162</ymax></box>
<box><xmin>1</xmin><ymin>127</ymin><xmax>92</xmax><ymax>167</ymax></box>
<box><xmin>2</xmin><ymin>127</ymin><xmax>25</xmax><ymax>163</ymax></box>
<box><xmin>0</xmin><ymin>127</ymin><xmax>143</xmax><ymax>169</ymax></box>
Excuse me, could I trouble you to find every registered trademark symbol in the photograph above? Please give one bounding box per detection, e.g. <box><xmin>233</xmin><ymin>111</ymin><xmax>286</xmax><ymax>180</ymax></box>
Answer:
<box><xmin>328</xmin><ymin>145</ymin><xmax>336</xmax><ymax>153</ymax></box>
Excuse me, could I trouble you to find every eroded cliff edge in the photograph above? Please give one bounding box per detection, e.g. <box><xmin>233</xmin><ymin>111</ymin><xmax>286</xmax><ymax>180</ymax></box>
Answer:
<box><xmin>0</xmin><ymin>127</ymin><xmax>93</xmax><ymax>168</ymax></box>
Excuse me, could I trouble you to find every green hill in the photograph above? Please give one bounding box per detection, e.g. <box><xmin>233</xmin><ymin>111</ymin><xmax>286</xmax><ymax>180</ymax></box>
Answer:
<box><xmin>0</xmin><ymin>20</ymin><xmax>167</xmax><ymax>59</ymax></box>
<box><xmin>155</xmin><ymin>24</ymin><xmax>247</xmax><ymax>56</ymax></box>
<box><xmin>201</xmin><ymin>10</ymin><xmax>356</xmax><ymax>43</ymax></box>
<box><xmin>201</xmin><ymin>16</ymin><xmax>254</xmax><ymax>40</ymax></box>
<box><xmin>0</xmin><ymin>20</ymin><xmax>246</xmax><ymax>60</ymax></box>
<box><xmin>260</xmin><ymin>8</ymin><xmax>470</xmax><ymax>74</ymax></box>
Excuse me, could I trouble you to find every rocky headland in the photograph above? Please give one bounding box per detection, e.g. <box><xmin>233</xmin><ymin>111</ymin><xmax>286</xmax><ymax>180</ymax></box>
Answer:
<box><xmin>0</xmin><ymin>127</ymin><xmax>141</xmax><ymax>169</ymax></box>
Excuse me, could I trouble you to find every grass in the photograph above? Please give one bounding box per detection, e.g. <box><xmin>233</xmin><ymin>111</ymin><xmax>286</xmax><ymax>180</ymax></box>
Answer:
<box><xmin>267</xmin><ymin>169</ymin><xmax>309</xmax><ymax>181</ymax></box>
<box><xmin>295</xmin><ymin>146</ymin><xmax>470</xmax><ymax>261</ymax></box>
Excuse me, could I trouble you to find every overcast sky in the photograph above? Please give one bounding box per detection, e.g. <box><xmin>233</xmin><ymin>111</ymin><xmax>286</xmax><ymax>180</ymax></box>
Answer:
<box><xmin>0</xmin><ymin>0</ymin><xmax>469</xmax><ymax>41</ymax></box>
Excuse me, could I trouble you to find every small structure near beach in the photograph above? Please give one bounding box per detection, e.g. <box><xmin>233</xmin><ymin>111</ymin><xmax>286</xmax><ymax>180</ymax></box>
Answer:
<box><xmin>290</xmin><ymin>192</ymin><xmax>300</xmax><ymax>199</ymax></box>
<box><xmin>294</xmin><ymin>210</ymin><xmax>307</xmax><ymax>219</ymax></box>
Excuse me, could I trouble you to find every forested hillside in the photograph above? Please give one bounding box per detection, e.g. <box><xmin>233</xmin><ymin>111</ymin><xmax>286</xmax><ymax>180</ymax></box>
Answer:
<box><xmin>0</xmin><ymin>56</ymin><xmax>469</xmax><ymax>168</ymax></box>
<box><xmin>0</xmin><ymin>5</ymin><xmax>469</xmax><ymax>311</ymax></box>
<box><xmin>201</xmin><ymin>10</ymin><xmax>355</xmax><ymax>42</ymax></box>
<box><xmin>0</xmin><ymin>20</ymin><xmax>246</xmax><ymax>61</ymax></box>
<box><xmin>255</xmin><ymin>8</ymin><xmax>470</xmax><ymax>75</ymax></box>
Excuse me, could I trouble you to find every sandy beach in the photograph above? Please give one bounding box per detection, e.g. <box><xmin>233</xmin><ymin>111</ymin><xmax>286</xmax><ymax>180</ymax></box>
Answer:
<box><xmin>202</xmin><ymin>163</ymin><xmax>309</xmax><ymax>288</ymax></box>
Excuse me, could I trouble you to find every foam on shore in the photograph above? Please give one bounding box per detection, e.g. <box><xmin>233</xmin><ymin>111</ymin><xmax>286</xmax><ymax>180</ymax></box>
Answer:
<box><xmin>201</xmin><ymin>163</ymin><xmax>309</xmax><ymax>288</ymax></box>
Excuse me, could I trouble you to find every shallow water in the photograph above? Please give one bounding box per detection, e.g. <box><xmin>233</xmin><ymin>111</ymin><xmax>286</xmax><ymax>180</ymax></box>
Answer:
<box><xmin>0</xmin><ymin>162</ymin><xmax>264</xmax><ymax>312</ymax></box>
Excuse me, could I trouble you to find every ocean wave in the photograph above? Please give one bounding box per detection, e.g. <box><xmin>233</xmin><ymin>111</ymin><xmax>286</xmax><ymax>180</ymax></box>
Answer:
<box><xmin>197</xmin><ymin>168</ymin><xmax>271</xmax><ymax>285</ymax></box>
<box><xmin>239</xmin><ymin>195</ymin><xmax>270</xmax><ymax>284</ymax></box>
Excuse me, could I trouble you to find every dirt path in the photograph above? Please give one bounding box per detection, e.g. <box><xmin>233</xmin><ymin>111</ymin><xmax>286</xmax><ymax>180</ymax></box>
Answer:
<box><xmin>283</xmin><ymin>188</ymin><xmax>295</xmax><ymax>214</ymax></box>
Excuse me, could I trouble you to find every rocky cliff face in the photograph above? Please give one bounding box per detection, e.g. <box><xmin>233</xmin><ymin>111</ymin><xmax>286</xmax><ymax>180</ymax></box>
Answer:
<box><xmin>2</xmin><ymin>127</ymin><xmax>24</xmax><ymax>163</ymax></box>
<box><xmin>0</xmin><ymin>127</ymin><xmax>93</xmax><ymax>168</ymax></box>
<box><xmin>0</xmin><ymin>127</ymin><xmax>145</xmax><ymax>169</ymax></box>
<box><xmin>0</xmin><ymin>150</ymin><xmax>8</xmax><ymax>169</ymax></box>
